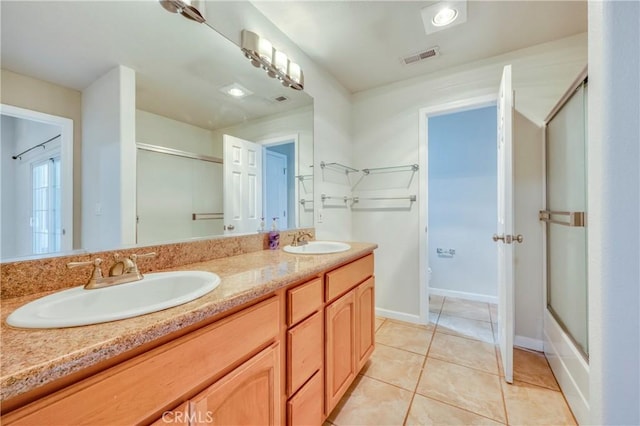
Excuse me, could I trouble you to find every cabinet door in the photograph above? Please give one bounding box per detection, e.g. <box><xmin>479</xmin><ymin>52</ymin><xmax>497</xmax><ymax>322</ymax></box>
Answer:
<box><xmin>190</xmin><ymin>344</ymin><xmax>281</xmax><ymax>425</ymax></box>
<box><xmin>356</xmin><ymin>277</ymin><xmax>375</xmax><ymax>371</ymax></box>
<box><xmin>324</xmin><ymin>290</ymin><xmax>356</xmax><ymax>415</ymax></box>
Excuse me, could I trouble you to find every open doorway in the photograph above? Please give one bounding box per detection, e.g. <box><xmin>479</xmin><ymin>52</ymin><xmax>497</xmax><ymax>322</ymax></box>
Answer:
<box><xmin>418</xmin><ymin>95</ymin><xmax>498</xmax><ymax>325</ymax></box>
<box><xmin>1</xmin><ymin>104</ymin><xmax>73</xmax><ymax>259</ymax></box>
<box><xmin>260</xmin><ymin>135</ymin><xmax>298</xmax><ymax>230</ymax></box>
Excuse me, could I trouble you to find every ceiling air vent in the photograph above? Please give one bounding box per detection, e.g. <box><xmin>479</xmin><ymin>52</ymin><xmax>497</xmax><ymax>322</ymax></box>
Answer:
<box><xmin>402</xmin><ymin>46</ymin><xmax>440</xmax><ymax>65</ymax></box>
<box><xmin>274</xmin><ymin>95</ymin><xmax>289</xmax><ymax>103</ymax></box>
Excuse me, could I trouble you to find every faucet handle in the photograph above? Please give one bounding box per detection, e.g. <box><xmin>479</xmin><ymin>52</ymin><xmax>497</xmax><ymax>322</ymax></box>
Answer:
<box><xmin>130</xmin><ymin>252</ymin><xmax>156</xmax><ymax>274</ymax></box>
<box><xmin>67</xmin><ymin>258</ymin><xmax>103</xmax><ymax>286</ymax></box>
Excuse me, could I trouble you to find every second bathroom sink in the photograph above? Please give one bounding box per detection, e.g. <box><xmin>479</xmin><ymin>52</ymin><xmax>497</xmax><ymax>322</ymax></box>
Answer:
<box><xmin>283</xmin><ymin>241</ymin><xmax>351</xmax><ymax>255</ymax></box>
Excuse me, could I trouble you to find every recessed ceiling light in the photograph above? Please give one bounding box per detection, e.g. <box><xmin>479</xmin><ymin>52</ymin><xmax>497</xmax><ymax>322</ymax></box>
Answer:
<box><xmin>219</xmin><ymin>83</ymin><xmax>253</xmax><ymax>99</ymax></box>
<box><xmin>432</xmin><ymin>7</ymin><xmax>458</xmax><ymax>27</ymax></box>
<box><xmin>421</xmin><ymin>1</ymin><xmax>467</xmax><ymax>35</ymax></box>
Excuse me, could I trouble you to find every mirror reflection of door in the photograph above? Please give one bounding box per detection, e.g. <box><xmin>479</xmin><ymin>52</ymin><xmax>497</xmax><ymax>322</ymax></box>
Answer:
<box><xmin>260</xmin><ymin>135</ymin><xmax>298</xmax><ymax>231</ymax></box>
<box><xmin>223</xmin><ymin>135</ymin><xmax>263</xmax><ymax>234</ymax></box>
<box><xmin>264</xmin><ymin>149</ymin><xmax>288</xmax><ymax>228</ymax></box>
<box><xmin>1</xmin><ymin>105</ymin><xmax>73</xmax><ymax>259</ymax></box>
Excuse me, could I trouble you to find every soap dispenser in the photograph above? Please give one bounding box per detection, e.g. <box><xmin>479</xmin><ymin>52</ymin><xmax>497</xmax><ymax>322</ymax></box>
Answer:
<box><xmin>269</xmin><ymin>217</ymin><xmax>280</xmax><ymax>250</ymax></box>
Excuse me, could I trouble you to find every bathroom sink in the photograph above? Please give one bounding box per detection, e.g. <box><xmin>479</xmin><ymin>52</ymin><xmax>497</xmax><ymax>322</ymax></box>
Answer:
<box><xmin>283</xmin><ymin>241</ymin><xmax>351</xmax><ymax>255</ymax></box>
<box><xmin>6</xmin><ymin>271</ymin><xmax>220</xmax><ymax>329</ymax></box>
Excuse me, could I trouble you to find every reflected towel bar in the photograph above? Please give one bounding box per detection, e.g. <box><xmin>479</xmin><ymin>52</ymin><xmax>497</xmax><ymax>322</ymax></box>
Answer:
<box><xmin>353</xmin><ymin>195</ymin><xmax>417</xmax><ymax>202</ymax></box>
<box><xmin>539</xmin><ymin>210</ymin><xmax>585</xmax><ymax>227</ymax></box>
<box><xmin>192</xmin><ymin>212</ymin><xmax>224</xmax><ymax>220</ymax></box>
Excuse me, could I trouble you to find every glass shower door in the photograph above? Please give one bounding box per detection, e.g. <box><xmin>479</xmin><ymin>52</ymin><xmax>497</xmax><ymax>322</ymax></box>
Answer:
<box><xmin>545</xmin><ymin>82</ymin><xmax>588</xmax><ymax>357</ymax></box>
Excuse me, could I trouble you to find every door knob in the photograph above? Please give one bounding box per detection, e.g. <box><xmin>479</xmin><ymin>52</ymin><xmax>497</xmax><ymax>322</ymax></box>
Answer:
<box><xmin>514</xmin><ymin>234</ymin><xmax>524</xmax><ymax>243</ymax></box>
<box><xmin>492</xmin><ymin>234</ymin><xmax>505</xmax><ymax>242</ymax></box>
<box><xmin>225</xmin><ymin>225</ymin><xmax>235</xmax><ymax>231</ymax></box>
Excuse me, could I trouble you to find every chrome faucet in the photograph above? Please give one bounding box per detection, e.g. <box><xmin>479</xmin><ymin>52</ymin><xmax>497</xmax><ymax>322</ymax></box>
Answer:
<box><xmin>67</xmin><ymin>252</ymin><xmax>156</xmax><ymax>289</ymax></box>
<box><xmin>291</xmin><ymin>231</ymin><xmax>313</xmax><ymax>247</ymax></box>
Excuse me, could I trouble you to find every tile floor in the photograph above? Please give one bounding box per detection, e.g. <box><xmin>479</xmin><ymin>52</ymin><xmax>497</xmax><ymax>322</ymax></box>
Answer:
<box><xmin>325</xmin><ymin>296</ymin><xmax>577</xmax><ymax>426</ymax></box>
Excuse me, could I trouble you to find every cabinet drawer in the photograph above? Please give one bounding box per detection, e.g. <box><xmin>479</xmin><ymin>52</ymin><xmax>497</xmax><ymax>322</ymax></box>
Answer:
<box><xmin>287</xmin><ymin>277</ymin><xmax>323</xmax><ymax>326</ymax></box>
<box><xmin>326</xmin><ymin>254</ymin><xmax>374</xmax><ymax>303</ymax></box>
<box><xmin>4</xmin><ymin>297</ymin><xmax>280</xmax><ymax>426</ymax></box>
<box><xmin>287</xmin><ymin>311</ymin><xmax>323</xmax><ymax>396</ymax></box>
<box><xmin>287</xmin><ymin>371</ymin><xmax>323</xmax><ymax>426</ymax></box>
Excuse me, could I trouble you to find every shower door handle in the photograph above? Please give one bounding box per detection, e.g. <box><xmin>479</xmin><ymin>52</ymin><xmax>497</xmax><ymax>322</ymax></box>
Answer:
<box><xmin>493</xmin><ymin>234</ymin><xmax>524</xmax><ymax>243</ymax></box>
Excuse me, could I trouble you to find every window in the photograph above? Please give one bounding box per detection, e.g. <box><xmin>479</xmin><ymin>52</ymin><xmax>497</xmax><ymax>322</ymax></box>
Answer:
<box><xmin>31</xmin><ymin>156</ymin><xmax>61</xmax><ymax>254</ymax></box>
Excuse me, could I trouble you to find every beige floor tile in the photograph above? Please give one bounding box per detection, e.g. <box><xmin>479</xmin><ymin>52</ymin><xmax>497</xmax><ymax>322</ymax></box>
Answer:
<box><xmin>437</xmin><ymin>314</ymin><xmax>495</xmax><ymax>344</ymax></box>
<box><xmin>375</xmin><ymin>317</ymin><xmax>385</xmax><ymax>331</ymax></box>
<box><xmin>406</xmin><ymin>394</ymin><xmax>504</xmax><ymax>425</ymax></box>
<box><xmin>441</xmin><ymin>297</ymin><xmax>492</xmax><ymax>322</ymax></box>
<box><xmin>513</xmin><ymin>348</ymin><xmax>560</xmax><ymax>391</ymax></box>
<box><xmin>496</xmin><ymin>346</ymin><xmax>505</xmax><ymax>377</ymax></box>
<box><xmin>376</xmin><ymin>321</ymin><xmax>434</xmax><ymax>355</ymax></box>
<box><xmin>361</xmin><ymin>344</ymin><xmax>425</xmax><ymax>391</ymax></box>
<box><xmin>502</xmin><ymin>380</ymin><xmax>576</xmax><ymax>425</ymax></box>
<box><xmin>387</xmin><ymin>318</ymin><xmax>434</xmax><ymax>330</ymax></box>
<box><xmin>328</xmin><ymin>375</ymin><xmax>413</xmax><ymax>426</ymax></box>
<box><xmin>428</xmin><ymin>332</ymin><xmax>499</xmax><ymax>375</ymax></box>
<box><xmin>492</xmin><ymin>322</ymin><xmax>499</xmax><ymax>345</ymax></box>
<box><xmin>416</xmin><ymin>358</ymin><xmax>506</xmax><ymax>423</ymax></box>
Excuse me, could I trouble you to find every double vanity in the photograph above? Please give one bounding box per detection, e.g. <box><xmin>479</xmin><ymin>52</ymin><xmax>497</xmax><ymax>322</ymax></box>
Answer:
<box><xmin>0</xmin><ymin>234</ymin><xmax>376</xmax><ymax>425</ymax></box>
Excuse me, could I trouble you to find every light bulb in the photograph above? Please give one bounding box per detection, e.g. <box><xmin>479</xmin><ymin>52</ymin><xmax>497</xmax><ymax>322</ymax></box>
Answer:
<box><xmin>258</xmin><ymin>38</ymin><xmax>273</xmax><ymax>64</ymax></box>
<box><xmin>274</xmin><ymin>50</ymin><xmax>288</xmax><ymax>74</ymax></box>
<box><xmin>432</xmin><ymin>7</ymin><xmax>458</xmax><ymax>27</ymax></box>
<box><xmin>288</xmin><ymin>62</ymin><xmax>301</xmax><ymax>83</ymax></box>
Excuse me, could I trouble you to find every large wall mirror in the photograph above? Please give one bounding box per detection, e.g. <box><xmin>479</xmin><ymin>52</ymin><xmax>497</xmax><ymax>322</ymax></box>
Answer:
<box><xmin>1</xmin><ymin>1</ymin><xmax>313</xmax><ymax>260</ymax></box>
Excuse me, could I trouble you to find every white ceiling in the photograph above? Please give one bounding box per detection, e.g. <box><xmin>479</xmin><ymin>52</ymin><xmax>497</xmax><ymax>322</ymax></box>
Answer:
<box><xmin>1</xmin><ymin>1</ymin><xmax>311</xmax><ymax>130</ymax></box>
<box><xmin>252</xmin><ymin>0</ymin><xmax>588</xmax><ymax>93</ymax></box>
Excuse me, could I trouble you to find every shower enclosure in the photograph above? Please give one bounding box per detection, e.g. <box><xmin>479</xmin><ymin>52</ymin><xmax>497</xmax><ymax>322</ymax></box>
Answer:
<box><xmin>542</xmin><ymin>70</ymin><xmax>589</xmax><ymax>423</ymax></box>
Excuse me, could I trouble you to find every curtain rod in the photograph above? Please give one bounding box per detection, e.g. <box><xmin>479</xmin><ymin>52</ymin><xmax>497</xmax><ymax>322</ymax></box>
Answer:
<box><xmin>12</xmin><ymin>134</ymin><xmax>61</xmax><ymax>160</ymax></box>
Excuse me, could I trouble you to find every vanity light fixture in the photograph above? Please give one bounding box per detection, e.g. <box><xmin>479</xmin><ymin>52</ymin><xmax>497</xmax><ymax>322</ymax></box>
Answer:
<box><xmin>421</xmin><ymin>0</ymin><xmax>467</xmax><ymax>34</ymax></box>
<box><xmin>159</xmin><ymin>0</ymin><xmax>205</xmax><ymax>24</ymax></box>
<box><xmin>241</xmin><ymin>30</ymin><xmax>304</xmax><ymax>91</ymax></box>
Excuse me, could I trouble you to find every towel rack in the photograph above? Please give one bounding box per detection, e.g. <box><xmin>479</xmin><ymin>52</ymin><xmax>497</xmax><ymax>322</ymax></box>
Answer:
<box><xmin>539</xmin><ymin>210</ymin><xmax>586</xmax><ymax>227</ymax></box>
<box><xmin>353</xmin><ymin>195</ymin><xmax>417</xmax><ymax>203</ymax></box>
<box><xmin>321</xmin><ymin>194</ymin><xmax>355</xmax><ymax>203</ymax></box>
<box><xmin>361</xmin><ymin>164</ymin><xmax>419</xmax><ymax>175</ymax></box>
<box><xmin>192</xmin><ymin>212</ymin><xmax>223</xmax><ymax>220</ymax></box>
<box><xmin>320</xmin><ymin>161</ymin><xmax>359</xmax><ymax>174</ymax></box>
<box><xmin>299</xmin><ymin>199</ymin><xmax>314</xmax><ymax>205</ymax></box>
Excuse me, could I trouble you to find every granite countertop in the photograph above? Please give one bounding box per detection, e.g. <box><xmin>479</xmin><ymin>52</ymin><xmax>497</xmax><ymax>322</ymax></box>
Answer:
<box><xmin>0</xmin><ymin>242</ymin><xmax>376</xmax><ymax>403</ymax></box>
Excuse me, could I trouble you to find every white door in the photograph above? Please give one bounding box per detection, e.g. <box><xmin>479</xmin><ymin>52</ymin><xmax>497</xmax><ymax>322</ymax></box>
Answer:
<box><xmin>264</xmin><ymin>149</ymin><xmax>288</xmax><ymax>227</ymax></box>
<box><xmin>496</xmin><ymin>64</ymin><xmax>515</xmax><ymax>384</ymax></box>
<box><xmin>223</xmin><ymin>135</ymin><xmax>262</xmax><ymax>234</ymax></box>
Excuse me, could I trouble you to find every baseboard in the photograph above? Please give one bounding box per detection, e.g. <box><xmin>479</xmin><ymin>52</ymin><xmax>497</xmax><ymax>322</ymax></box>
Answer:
<box><xmin>514</xmin><ymin>335</ymin><xmax>544</xmax><ymax>352</ymax></box>
<box><xmin>429</xmin><ymin>287</ymin><xmax>498</xmax><ymax>304</ymax></box>
<box><xmin>375</xmin><ymin>308</ymin><xmax>422</xmax><ymax>325</ymax></box>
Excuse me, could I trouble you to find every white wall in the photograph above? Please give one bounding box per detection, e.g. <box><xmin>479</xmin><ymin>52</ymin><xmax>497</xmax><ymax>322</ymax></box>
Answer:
<box><xmin>203</xmin><ymin>2</ymin><xmax>354</xmax><ymax>241</ymax></box>
<box><xmin>588</xmin><ymin>1</ymin><xmax>640</xmax><ymax>424</ymax></box>
<box><xmin>1</xmin><ymin>116</ymin><xmax>17</xmax><ymax>256</ymax></box>
<box><xmin>82</xmin><ymin>66</ymin><xmax>136</xmax><ymax>251</ymax></box>
<box><xmin>352</xmin><ymin>34</ymin><xmax>586</xmax><ymax>338</ymax></box>
<box><xmin>137</xmin><ymin>109</ymin><xmax>218</xmax><ymax>156</ymax></box>
<box><xmin>428</xmin><ymin>106</ymin><xmax>498</xmax><ymax>300</ymax></box>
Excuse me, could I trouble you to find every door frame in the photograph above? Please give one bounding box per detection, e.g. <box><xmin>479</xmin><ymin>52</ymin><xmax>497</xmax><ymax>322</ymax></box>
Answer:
<box><xmin>258</xmin><ymin>134</ymin><xmax>299</xmax><ymax>229</ymax></box>
<box><xmin>0</xmin><ymin>104</ymin><xmax>74</xmax><ymax>255</ymax></box>
<box><xmin>418</xmin><ymin>94</ymin><xmax>497</xmax><ymax>324</ymax></box>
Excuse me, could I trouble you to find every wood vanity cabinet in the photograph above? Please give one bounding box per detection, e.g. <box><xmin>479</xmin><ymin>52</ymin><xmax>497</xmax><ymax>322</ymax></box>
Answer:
<box><xmin>2</xmin><ymin>252</ymin><xmax>375</xmax><ymax>426</ymax></box>
<box><xmin>324</xmin><ymin>254</ymin><xmax>375</xmax><ymax>416</ymax></box>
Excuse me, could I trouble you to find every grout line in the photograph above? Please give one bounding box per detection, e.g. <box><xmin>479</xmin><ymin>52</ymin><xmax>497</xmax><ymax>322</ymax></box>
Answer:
<box><xmin>374</xmin><ymin>341</ymin><xmax>429</xmax><ymax>357</ymax></box>
<box><xmin>415</xmin><ymin>394</ymin><xmax>508</xmax><ymax>425</ymax></box>
<box><xmin>402</xmin><ymin>301</ymin><xmax>439</xmax><ymax>425</ymax></box>
<box><xmin>499</xmin><ymin>378</ymin><xmax>510</xmax><ymax>426</ymax></box>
